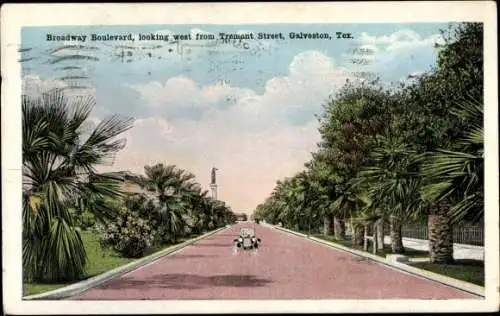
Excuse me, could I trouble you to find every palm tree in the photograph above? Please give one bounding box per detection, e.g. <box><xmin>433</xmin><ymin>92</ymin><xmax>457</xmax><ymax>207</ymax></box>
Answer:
<box><xmin>183</xmin><ymin>185</ymin><xmax>210</xmax><ymax>234</ymax></box>
<box><xmin>421</xmin><ymin>97</ymin><xmax>483</xmax><ymax>263</ymax></box>
<box><xmin>306</xmin><ymin>160</ymin><xmax>337</xmax><ymax>236</ymax></box>
<box><xmin>201</xmin><ymin>196</ymin><xmax>217</xmax><ymax>230</ymax></box>
<box><xmin>22</xmin><ymin>88</ymin><xmax>133</xmax><ymax>282</ymax></box>
<box><xmin>281</xmin><ymin>173</ymin><xmax>315</xmax><ymax>232</ymax></box>
<box><xmin>210</xmin><ymin>199</ymin><xmax>233</xmax><ymax>228</ymax></box>
<box><xmin>331</xmin><ymin>181</ymin><xmax>363</xmax><ymax>244</ymax></box>
<box><xmin>133</xmin><ymin>163</ymin><xmax>197</xmax><ymax>243</ymax></box>
<box><xmin>356</xmin><ymin>136</ymin><xmax>423</xmax><ymax>254</ymax></box>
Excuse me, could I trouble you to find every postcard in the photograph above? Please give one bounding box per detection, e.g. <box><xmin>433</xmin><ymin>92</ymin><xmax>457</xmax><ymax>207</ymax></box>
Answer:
<box><xmin>1</xmin><ymin>2</ymin><xmax>498</xmax><ymax>314</ymax></box>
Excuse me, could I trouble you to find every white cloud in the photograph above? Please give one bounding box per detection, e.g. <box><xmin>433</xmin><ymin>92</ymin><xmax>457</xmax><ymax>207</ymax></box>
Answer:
<box><xmin>135</xmin><ymin>116</ymin><xmax>173</xmax><ymax>137</ymax></box>
<box><xmin>100</xmin><ymin>51</ymin><xmax>350</xmax><ymax>213</ymax></box>
<box><xmin>128</xmin><ymin>77</ymin><xmax>258</xmax><ymax>121</ymax></box>
<box><xmin>131</xmin><ymin>77</ymin><xmax>201</xmax><ymax>108</ymax></box>
<box><xmin>129</xmin><ymin>50</ymin><xmax>351</xmax><ymax>124</ymax></box>
<box><xmin>290</xmin><ymin>50</ymin><xmax>335</xmax><ymax>76</ymax></box>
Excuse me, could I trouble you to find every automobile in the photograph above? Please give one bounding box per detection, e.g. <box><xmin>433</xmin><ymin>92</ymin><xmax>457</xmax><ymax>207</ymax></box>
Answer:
<box><xmin>234</xmin><ymin>228</ymin><xmax>261</xmax><ymax>251</ymax></box>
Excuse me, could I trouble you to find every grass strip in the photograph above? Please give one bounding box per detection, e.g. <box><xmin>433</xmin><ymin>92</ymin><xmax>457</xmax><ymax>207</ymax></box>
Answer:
<box><xmin>24</xmin><ymin>230</ymin><xmax>191</xmax><ymax>296</ymax></box>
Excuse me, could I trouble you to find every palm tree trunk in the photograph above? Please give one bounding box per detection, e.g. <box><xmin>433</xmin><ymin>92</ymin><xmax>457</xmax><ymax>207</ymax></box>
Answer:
<box><xmin>428</xmin><ymin>203</ymin><xmax>454</xmax><ymax>263</ymax></box>
<box><xmin>323</xmin><ymin>214</ymin><xmax>332</xmax><ymax>236</ymax></box>
<box><xmin>390</xmin><ymin>215</ymin><xmax>404</xmax><ymax>254</ymax></box>
<box><xmin>353</xmin><ymin>224</ymin><xmax>365</xmax><ymax>246</ymax></box>
<box><xmin>376</xmin><ymin>219</ymin><xmax>384</xmax><ymax>251</ymax></box>
<box><xmin>333</xmin><ymin>217</ymin><xmax>345</xmax><ymax>240</ymax></box>
<box><xmin>329</xmin><ymin>214</ymin><xmax>335</xmax><ymax>236</ymax></box>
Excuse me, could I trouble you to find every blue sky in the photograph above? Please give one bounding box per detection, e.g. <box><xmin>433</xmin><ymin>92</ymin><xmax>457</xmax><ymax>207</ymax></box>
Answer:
<box><xmin>21</xmin><ymin>23</ymin><xmax>451</xmax><ymax>213</ymax></box>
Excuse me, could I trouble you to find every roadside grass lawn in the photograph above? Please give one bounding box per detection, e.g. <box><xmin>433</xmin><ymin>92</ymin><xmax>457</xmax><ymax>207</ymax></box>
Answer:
<box><xmin>311</xmin><ymin>233</ymin><xmax>484</xmax><ymax>286</ymax></box>
<box><xmin>411</xmin><ymin>259</ymin><xmax>484</xmax><ymax>286</ymax></box>
<box><xmin>23</xmin><ymin>230</ymin><xmax>189</xmax><ymax>296</ymax></box>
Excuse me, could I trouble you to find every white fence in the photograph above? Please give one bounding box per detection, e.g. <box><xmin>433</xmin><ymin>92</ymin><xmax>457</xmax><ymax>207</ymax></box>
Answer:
<box><xmin>399</xmin><ymin>225</ymin><xmax>484</xmax><ymax>246</ymax></box>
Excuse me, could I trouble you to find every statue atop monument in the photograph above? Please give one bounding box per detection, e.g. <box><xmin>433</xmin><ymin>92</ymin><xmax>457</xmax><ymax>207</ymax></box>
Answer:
<box><xmin>211</xmin><ymin>167</ymin><xmax>218</xmax><ymax>185</ymax></box>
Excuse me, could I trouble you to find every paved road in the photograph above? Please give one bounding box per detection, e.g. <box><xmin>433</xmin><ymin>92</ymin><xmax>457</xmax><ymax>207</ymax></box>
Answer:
<box><xmin>74</xmin><ymin>222</ymin><xmax>478</xmax><ymax>300</ymax></box>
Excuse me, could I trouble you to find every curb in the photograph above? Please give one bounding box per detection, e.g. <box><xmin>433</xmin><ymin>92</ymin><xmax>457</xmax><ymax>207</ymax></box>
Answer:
<box><xmin>271</xmin><ymin>224</ymin><xmax>485</xmax><ymax>298</ymax></box>
<box><xmin>23</xmin><ymin>225</ymin><xmax>230</xmax><ymax>300</ymax></box>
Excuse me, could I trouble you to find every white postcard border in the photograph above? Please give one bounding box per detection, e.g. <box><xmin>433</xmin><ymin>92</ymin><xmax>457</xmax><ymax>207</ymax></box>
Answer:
<box><xmin>1</xmin><ymin>2</ymin><xmax>498</xmax><ymax>314</ymax></box>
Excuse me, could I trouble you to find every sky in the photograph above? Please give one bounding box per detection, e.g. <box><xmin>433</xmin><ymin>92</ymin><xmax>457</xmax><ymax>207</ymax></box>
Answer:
<box><xmin>21</xmin><ymin>23</ymin><xmax>451</xmax><ymax>214</ymax></box>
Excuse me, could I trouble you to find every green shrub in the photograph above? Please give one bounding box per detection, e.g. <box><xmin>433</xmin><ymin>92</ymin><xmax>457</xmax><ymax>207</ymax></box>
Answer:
<box><xmin>97</xmin><ymin>207</ymin><xmax>157</xmax><ymax>258</ymax></box>
<box><xmin>78</xmin><ymin>211</ymin><xmax>96</xmax><ymax>230</ymax></box>
<box><xmin>67</xmin><ymin>208</ymin><xmax>97</xmax><ymax>231</ymax></box>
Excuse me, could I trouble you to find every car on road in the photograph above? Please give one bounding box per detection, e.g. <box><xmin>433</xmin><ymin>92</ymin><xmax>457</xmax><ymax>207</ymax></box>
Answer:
<box><xmin>234</xmin><ymin>228</ymin><xmax>261</xmax><ymax>251</ymax></box>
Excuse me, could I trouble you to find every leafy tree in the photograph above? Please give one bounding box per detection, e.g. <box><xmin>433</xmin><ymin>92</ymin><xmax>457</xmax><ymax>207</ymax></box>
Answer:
<box><xmin>317</xmin><ymin>81</ymin><xmax>394</xmax><ymax>243</ymax></box>
<box><xmin>256</xmin><ymin>22</ymin><xmax>483</xmax><ymax>265</ymax></box>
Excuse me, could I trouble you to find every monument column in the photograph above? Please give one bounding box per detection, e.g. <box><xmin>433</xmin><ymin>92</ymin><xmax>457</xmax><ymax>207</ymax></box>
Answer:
<box><xmin>210</xmin><ymin>167</ymin><xmax>218</xmax><ymax>200</ymax></box>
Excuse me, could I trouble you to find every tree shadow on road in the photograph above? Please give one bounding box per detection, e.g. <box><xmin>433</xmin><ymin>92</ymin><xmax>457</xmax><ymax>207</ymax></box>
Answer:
<box><xmin>191</xmin><ymin>243</ymin><xmax>233</xmax><ymax>247</ymax></box>
<box><xmin>167</xmin><ymin>254</ymin><xmax>218</xmax><ymax>259</ymax></box>
<box><xmin>97</xmin><ymin>274</ymin><xmax>273</xmax><ymax>290</ymax></box>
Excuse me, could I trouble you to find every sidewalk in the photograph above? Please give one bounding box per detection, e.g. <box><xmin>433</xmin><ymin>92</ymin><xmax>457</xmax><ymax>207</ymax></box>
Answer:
<box><xmin>383</xmin><ymin>236</ymin><xmax>484</xmax><ymax>261</ymax></box>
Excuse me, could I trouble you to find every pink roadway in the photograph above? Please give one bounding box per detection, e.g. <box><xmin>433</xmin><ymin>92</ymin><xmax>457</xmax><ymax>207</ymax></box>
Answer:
<box><xmin>74</xmin><ymin>222</ymin><xmax>478</xmax><ymax>300</ymax></box>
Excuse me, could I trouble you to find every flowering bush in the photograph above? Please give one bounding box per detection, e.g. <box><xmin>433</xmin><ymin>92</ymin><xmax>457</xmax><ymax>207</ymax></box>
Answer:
<box><xmin>98</xmin><ymin>207</ymin><xmax>157</xmax><ymax>258</ymax></box>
